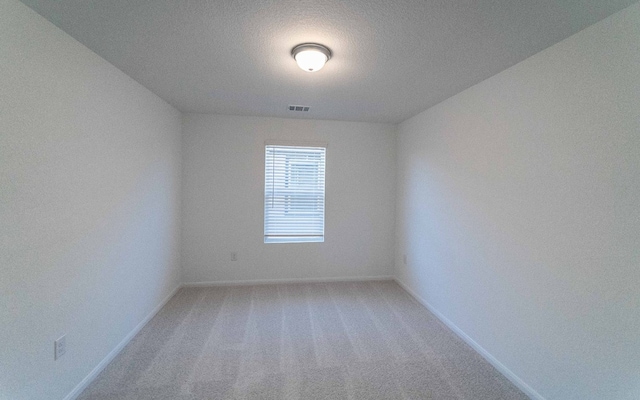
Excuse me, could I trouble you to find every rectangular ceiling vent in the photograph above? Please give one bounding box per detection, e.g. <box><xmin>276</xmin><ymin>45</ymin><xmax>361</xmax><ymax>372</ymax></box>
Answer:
<box><xmin>289</xmin><ymin>105</ymin><xmax>310</xmax><ymax>112</ymax></box>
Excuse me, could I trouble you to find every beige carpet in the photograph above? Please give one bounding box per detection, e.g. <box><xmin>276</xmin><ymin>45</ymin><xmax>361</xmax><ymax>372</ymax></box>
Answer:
<box><xmin>78</xmin><ymin>281</ymin><xmax>530</xmax><ymax>399</ymax></box>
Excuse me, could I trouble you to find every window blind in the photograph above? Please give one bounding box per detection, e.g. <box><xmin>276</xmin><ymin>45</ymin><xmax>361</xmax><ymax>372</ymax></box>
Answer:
<box><xmin>264</xmin><ymin>144</ymin><xmax>326</xmax><ymax>243</ymax></box>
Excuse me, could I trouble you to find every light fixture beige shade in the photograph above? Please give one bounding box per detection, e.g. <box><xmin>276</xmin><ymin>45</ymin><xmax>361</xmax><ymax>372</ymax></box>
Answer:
<box><xmin>291</xmin><ymin>43</ymin><xmax>332</xmax><ymax>72</ymax></box>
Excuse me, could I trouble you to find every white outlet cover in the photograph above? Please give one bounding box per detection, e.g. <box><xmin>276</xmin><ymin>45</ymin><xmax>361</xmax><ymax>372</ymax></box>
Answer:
<box><xmin>55</xmin><ymin>335</ymin><xmax>66</xmax><ymax>360</ymax></box>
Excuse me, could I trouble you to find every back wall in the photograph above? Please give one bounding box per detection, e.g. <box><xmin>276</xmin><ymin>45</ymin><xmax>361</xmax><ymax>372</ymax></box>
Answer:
<box><xmin>181</xmin><ymin>114</ymin><xmax>396</xmax><ymax>283</ymax></box>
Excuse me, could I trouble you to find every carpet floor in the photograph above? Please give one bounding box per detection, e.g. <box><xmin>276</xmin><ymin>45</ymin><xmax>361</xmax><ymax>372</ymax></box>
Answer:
<box><xmin>77</xmin><ymin>281</ymin><xmax>530</xmax><ymax>399</ymax></box>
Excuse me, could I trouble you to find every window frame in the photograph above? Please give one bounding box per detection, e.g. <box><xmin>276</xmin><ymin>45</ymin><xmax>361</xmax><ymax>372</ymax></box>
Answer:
<box><xmin>263</xmin><ymin>141</ymin><xmax>327</xmax><ymax>244</ymax></box>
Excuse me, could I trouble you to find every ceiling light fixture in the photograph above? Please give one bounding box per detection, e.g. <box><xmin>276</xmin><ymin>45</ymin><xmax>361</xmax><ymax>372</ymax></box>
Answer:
<box><xmin>291</xmin><ymin>43</ymin><xmax>332</xmax><ymax>72</ymax></box>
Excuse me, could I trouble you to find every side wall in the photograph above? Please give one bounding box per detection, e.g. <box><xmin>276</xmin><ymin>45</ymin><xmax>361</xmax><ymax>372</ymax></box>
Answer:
<box><xmin>395</xmin><ymin>4</ymin><xmax>640</xmax><ymax>400</ymax></box>
<box><xmin>181</xmin><ymin>114</ymin><xmax>396</xmax><ymax>283</ymax></box>
<box><xmin>0</xmin><ymin>1</ymin><xmax>183</xmax><ymax>399</ymax></box>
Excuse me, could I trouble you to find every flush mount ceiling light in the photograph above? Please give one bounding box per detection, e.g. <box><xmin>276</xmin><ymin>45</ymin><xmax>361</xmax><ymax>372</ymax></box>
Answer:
<box><xmin>291</xmin><ymin>43</ymin><xmax>332</xmax><ymax>72</ymax></box>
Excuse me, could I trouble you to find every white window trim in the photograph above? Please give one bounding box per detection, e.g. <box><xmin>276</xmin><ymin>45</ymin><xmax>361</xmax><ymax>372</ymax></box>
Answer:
<box><xmin>264</xmin><ymin>140</ymin><xmax>328</xmax><ymax>148</ymax></box>
<box><xmin>264</xmin><ymin>141</ymin><xmax>327</xmax><ymax>244</ymax></box>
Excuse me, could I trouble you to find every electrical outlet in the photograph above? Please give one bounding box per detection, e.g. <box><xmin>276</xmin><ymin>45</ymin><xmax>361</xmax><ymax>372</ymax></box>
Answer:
<box><xmin>403</xmin><ymin>254</ymin><xmax>407</xmax><ymax>265</ymax></box>
<box><xmin>55</xmin><ymin>335</ymin><xmax>66</xmax><ymax>360</ymax></box>
<box><xmin>231</xmin><ymin>252</ymin><xmax>237</xmax><ymax>261</ymax></box>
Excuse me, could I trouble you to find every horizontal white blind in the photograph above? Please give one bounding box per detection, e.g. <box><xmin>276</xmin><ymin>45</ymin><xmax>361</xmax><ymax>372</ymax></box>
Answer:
<box><xmin>264</xmin><ymin>145</ymin><xmax>326</xmax><ymax>243</ymax></box>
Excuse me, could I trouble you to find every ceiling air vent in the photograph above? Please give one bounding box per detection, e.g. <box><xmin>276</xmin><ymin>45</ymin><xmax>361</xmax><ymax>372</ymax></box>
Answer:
<box><xmin>289</xmin><ymin>105</ymin><xmax>310</xmax><ymax>112</ymax></box>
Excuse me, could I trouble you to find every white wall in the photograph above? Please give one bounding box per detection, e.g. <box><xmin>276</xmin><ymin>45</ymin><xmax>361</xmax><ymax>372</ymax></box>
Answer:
<box><xmin>395</xmin><ymin>4</ymin><xmax>640</xmax><ymax>400</ymax></box>
<box><xmin>0</xmin><ymin>1</ymin><xmax>182</xmax><ymax>399</ymax></box>
<box><xmin>182</xmin><ymin>114</ymin><xmax>396</xmax><ymax>283</ymax></box>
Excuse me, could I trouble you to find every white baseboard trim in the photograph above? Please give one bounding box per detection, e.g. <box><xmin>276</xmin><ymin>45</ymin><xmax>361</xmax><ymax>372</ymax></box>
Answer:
<box><xmin>182</xmin><ymin>275</ymin><xmax>394</xmax><ymax>287</ymax></box>
<box><xmin>63</xmin><ymin>285</ymin><xmax>182</xmax><ymax>400</ymax></box>
<box><xmin>393</xmin><ymin>278</ymin><xmax>545</xmax><ymax>400</ymax></box>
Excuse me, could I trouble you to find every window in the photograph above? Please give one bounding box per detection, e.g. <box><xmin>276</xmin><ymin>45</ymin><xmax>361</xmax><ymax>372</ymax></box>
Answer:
<box><xmin>264</xmin><ymin>143</ymin><xmax>326</xmax><ymax>243</ymax></box>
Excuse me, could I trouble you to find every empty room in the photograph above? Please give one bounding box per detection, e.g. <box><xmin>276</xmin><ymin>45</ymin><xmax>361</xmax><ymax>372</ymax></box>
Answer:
<box><xmin>2</xmin><ymin>0</ymin><xmax>639</xmax><ymax>399</ymax></box>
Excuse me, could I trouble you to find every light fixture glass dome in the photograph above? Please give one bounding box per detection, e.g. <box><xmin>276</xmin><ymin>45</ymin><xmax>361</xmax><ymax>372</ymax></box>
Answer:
<box><xmin>292</xmin><ymin>43</ymin><xmax>332</xmax><ymax>72</ymax></box>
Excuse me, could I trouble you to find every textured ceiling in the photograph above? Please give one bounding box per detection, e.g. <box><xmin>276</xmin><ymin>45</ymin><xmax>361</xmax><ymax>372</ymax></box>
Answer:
<box><xmin>20</xmin><ymin>0</ymin><xmax>638</xmax><ymax>123</ymax></box>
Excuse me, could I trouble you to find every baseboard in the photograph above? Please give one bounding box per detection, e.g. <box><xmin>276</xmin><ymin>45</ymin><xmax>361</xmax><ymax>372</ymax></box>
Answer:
<box><xmin>182</xmin><ymin>275</ymin><xmax>394</xmax><ymax>287</ymax></box>
<box><xmin>63</xmin><ymin>284</ymin><xmax>182</xmax><ymax>400</ymax></box>
<box><xmin>393</xmin><ymin>278</ymin><xmax>545</xmax><ymax>400</ymax></box>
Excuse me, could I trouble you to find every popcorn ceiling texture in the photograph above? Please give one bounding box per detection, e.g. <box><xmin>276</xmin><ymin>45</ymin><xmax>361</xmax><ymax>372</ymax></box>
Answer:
<box><xmin>19</xmin><ymin>0</ymin><xmax>637</xmax><ymax>123</ymax></box>
<box><xmin>77</xmin><ymin>282</ymin><xmax>530</xmax><ymax>399</ymax></box>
